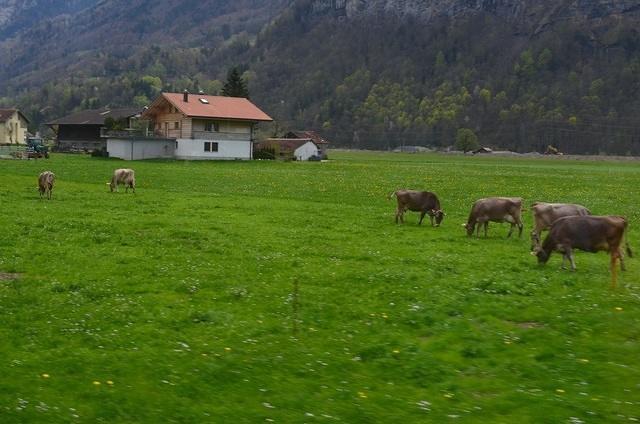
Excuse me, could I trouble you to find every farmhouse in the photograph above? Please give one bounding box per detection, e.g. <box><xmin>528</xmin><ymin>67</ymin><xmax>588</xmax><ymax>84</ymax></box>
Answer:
<box><xmin>0</xmin><ymin>109</ymin><xmax>29</xmax><ymax>145</ymax></box>
<box><xmin>256</xmin><ymin>138</ymin><xmax>319</xmax><ymax>161</ymax></box>
<box><xmin>283</xmin><ymin>130</ymin><xmax>330</xmax><ymax>159</ymax></box>
<box><xmin>127</xmin><ymin>91</ymin><xmax>273</xmax><ymax>160</ymax></box>
<box><xmin>47</xmin><ymin>108</ymin><xmax>140</xmax><ymax>151</ymax></box>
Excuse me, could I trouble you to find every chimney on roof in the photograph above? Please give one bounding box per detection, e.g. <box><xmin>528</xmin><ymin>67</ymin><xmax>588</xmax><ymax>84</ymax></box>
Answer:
<box><xmin>183</xmin><ymin>89</ymin><xmax>189</xmax><ymax>102</ymax></box>
<box><xmin>198</xmin><ymin>89</ymin><xmax>204</xmax><ymax>95</ymax></box>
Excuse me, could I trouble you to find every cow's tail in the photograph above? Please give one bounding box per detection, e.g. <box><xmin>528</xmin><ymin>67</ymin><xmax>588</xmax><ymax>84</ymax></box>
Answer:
<box><xmin>387</xmin><ymin>190</ymin><xmax>397</xmax><ymax>200</ymax></box>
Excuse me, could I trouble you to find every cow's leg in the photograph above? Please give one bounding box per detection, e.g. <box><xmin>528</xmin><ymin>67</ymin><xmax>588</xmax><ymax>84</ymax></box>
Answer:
<box><xmin>611</xmin><ymin>252</ymin><xmax>619</xmax><ymax>289</ymax></box>
<box><xmin>483</xmin><ymin>222</ymin><xmax>489</xmax><ymax>237</ymax></box>
<box><xmin>517</xmin><ymin>220</ymin><xmax>523</xmax><ymax>238</ymax></box>
<box><xmin>429</xmin><ymin>215</ymin><xmax>434</xmax><ymax>226</ymax></box>
<box><xmin>507</xmin><ymin>223</ymin><xmax>514</xmax><ymax>238</ymax></box>
<box><xmin>418</xmin><ymin>212</ymin><xmax>426</xmax><ymax>225</ymax></box>
<box><xmin>530</xmin><ymin>230</ymin><xmax>540</xmax><ymax>251</ymax></box>
<box><xmin>567</xmin><ymin>248</ymin><xmax>576</xmax><ymax>271</ymax></box>
<box><xmin>617</xmin><ymin>248</ymin><xmax>626</xmax><ymax>271</ymax></box>
<box><xmin>398</xmin><ymin>208</ymin><xmax>405</xmax><ymax>224</ymax></box>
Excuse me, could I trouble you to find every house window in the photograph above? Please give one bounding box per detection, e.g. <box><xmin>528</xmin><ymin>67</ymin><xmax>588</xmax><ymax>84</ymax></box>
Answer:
<box><xmin>174</xmin><ymin>122</ymin><xmax>180</xmax><ymax>129</ymax></box>
<box><xmin>204</xmin><ymin>142</ymin><xmax>219</xmax><ymax>152</ymax></box>
<box><xmin>204</xmin><ymin>122</ymin><xmax>219</xmax><ymax>132</ymax></box>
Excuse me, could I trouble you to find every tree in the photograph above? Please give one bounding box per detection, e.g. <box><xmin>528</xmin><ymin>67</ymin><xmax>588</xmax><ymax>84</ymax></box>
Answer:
<box><xmin>222</xmin><ymin>67</ymin><xmax>249</xmax><ymax>98</ymax></box>
<box><xmin>455</xmin><ymin>128</ymin><xmax>479</xmax><ymax>153</ymax></box>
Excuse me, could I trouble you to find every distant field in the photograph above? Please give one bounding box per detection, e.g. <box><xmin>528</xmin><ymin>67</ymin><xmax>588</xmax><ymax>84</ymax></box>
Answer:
<box><xmin>0</xmin><ymin>152</ymin><xmax>638</xmax><ymax>423</ymax></box>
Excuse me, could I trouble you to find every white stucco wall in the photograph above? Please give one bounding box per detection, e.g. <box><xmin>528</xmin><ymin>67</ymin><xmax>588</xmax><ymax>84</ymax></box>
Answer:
<box><xmin>293</xmin><ymin>141</ymin><xmax>319</xmax><ymax>161</ymax></box>
<box><xmin>0</xmin><ymin>112</ymin><xmax>28</xmax><ymax>144</ymax></box>
<box><xmin>107</xmin><ymin>139</ymin><xmax>176</xmax><ymax>160</ymax></box>
<box><xmin>175</xmin><ymin>138</ymin><xmax>252</xmax><ymax>160</ymax></box>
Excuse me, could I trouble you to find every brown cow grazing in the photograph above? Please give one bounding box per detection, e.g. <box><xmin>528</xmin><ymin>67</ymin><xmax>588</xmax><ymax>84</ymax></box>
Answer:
<box><xmin>38</xmin><ymin>171</ymin><xmax>55</xmax><ymax>200</ymax></box>
<box><xmin>109</xmin><ymin>168</ymin><xmax>135</xmax><ymax>193</ymax></box>
<box><xmin>464</xmin><ymin>197</ymin><xmax>523</xmax><ymax>237</ymax></box>
<box><xmin>389</xmin><ymin>190</ymin><xmax>445</xmax><ymax>226</ymax></box>
<box><xmin>533</xmin><ymin>215</ymin><xmax>632</xmax><ymax>288</ymax></box>
<box><xmin>530</xmin><ymin>202</ymin><xmax>591</xmax><ymax>250</ymax></box>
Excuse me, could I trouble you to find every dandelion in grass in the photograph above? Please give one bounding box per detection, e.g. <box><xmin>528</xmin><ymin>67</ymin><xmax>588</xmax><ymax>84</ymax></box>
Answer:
<box><xmin>615</xmin><ymin>307</ymin><xmax>623</xmax><ymax>311</ymax></box>
<box><xmin>556</xmin><ymin>389</ymin><xmax>565</xmax><ymax>394</ymax></box>
<box><xmin>578</xmin><ymin>358</ymin><xmax>589</xmax><ymax>363</ymax></box>
<box><xmin>224</xmin><ymin>347</ymin><xmax>232</xmax><ymax>352</ymax></box>
<box><xmin>358</xmin><ymin>392</ymin><xmax>368</xmax><ymax>399</ymax></box>
<box><xmin>392</xmin><ymin>349</ymin><xmax>400</xmax><ymax>354</ymax></box>
<box><xmin>41</xmin><ymin>373</ymin><xmax>50</xmax><ymax>379</ymax></box>
<box><xmin>93</xmin><ymin>381</ymin><xmax>101</xmax><ymax>386</ymax></box>
<box><xmin>106</xmin><ymin>380</ymin><xmax>114</xmax><ymax>385</ymax></box>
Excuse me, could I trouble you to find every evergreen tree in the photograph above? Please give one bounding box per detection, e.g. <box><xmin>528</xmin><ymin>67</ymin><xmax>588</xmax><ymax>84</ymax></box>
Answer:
<box><xmin>221</xmin><ymin>68</ymin><xmax>249</xmax><ymax>98</ymax></box>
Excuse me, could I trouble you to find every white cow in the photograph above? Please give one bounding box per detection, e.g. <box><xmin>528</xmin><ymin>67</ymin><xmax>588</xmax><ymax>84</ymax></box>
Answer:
<box><xmin>38</xmin><ymin>171</ymin><xmax>55</xmax><ymax>200</ymax></box>
<box><xmin>109</xmin><ymin>168</ymin><xmax>135</xmax><ymax>193</ymax></box>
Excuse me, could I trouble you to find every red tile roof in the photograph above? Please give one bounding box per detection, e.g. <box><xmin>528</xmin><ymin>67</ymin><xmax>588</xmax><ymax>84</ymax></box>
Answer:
<box><xmin>287</xmin><ymin>130</ymin><xmax>330</xmax><ymax>145</ymax></box>
<box><xmin>145</xmin><ymin>93</ymin><xmax>273</xmax><ymax>122</ymax></box>
<box><xmin>259</xmin><ymin>138</ymin><xmax>315</xmax><ymax>152</ymax></box>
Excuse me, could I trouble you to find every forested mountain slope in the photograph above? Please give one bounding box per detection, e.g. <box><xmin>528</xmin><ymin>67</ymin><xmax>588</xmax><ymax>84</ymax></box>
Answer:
<box><xmin>1</xmin><ymin>0</ymin><xmax>639</xmax><ymax>153</ymax></box>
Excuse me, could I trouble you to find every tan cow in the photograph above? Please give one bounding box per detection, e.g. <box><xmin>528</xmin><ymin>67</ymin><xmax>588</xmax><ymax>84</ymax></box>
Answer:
<box><xmin>530</xmin><ymin>202</ymin><xmax>590</xmax><ymax>250</ymax></box>
<box><xmin>109</xmin><ymin>168</ymin><xmax>135</xmax><ymax>193</ymax></box>
<box><xmin>389</xmin><ymin>190</ymin><xmax>445</xmax><ymax>226</ymax></box>
<box><xmin>533</xmin><ymin>215</ymin><xmax>632</xmax><ymax>288</ymax></box>
<box><xmin>464</xmin><ymin>197</ymin><xmax>524</xmax><ymax>237</ymax></box>
<box><xmin>38</xmin><ymin>171</ymin><xmax>55</xmax><ymax>200</ymax></box>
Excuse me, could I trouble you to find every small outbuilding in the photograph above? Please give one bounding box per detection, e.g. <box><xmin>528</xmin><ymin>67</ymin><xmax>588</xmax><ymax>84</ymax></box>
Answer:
<box><xmin>283</xmin><ymin>130</ymin><xmax>330</xmax><ymax>159</ymax></box>
<box><xmin>255</xmin><ymin>138</ymin><xmax>319</xmax><ymax>161</ymax></box>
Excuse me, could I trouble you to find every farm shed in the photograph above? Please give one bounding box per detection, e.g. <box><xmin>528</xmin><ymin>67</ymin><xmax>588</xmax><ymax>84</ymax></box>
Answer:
<box><xmin>256</xmin><ymin>138</ymin><xmax>319</xmax><ymax>161</ymax></box>
<box><xmin>140</xmin><ymin>91</ymin><xmax>273</xmax><ymax>160</ymax></box>
<box><xmin>284</xmin><ymin>130</ymin><xmax>330</xmax><ymax>158</ymax></box>
<box><xmin>47</xmin><ymin>108</ymin><xmax>140</xmax><ymax>152</ymax></box>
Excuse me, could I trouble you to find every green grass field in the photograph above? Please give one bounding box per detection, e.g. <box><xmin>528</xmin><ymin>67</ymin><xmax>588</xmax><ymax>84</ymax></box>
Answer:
<box><xmin>1</xmin><ymin>152</ymin><xmax>639</xmax><ymax>423</ymax></box>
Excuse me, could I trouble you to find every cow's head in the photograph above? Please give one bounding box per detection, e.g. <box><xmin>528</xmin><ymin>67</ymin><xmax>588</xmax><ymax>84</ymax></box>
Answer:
<box><xmin>431</xmin><ymin>209</ymin><xmax>445</xmax><ymax>226</ymax></box>
<box><xmin>463</xmin><ymin>223</ymin><xmax>474</xmax><ymax>236</ymax></box>
<box><xmin>530</xmin><ymin>246</ymin><xmax>549</xmax><ymax>264</ymax></box>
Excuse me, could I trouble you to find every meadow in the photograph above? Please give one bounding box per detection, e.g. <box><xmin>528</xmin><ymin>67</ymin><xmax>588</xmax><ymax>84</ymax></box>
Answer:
<box><xmin>0</xmin><ymin>151</ymin><xmax>639</xmax><ymax>423</ymax></box>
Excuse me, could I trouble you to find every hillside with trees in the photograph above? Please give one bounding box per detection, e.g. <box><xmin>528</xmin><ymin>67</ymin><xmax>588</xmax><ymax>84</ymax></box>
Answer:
<box><xmin>1</xmin><ymin>0</ymin><xmax>640</xmax><ymax>154</ymax></box>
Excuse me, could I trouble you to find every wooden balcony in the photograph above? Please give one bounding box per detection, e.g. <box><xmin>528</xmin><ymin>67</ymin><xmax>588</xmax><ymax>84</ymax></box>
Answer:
<box><xmin>191</xmin><ymin>131</ymin><xmax>251</xmax><ymax>141</ymax></box>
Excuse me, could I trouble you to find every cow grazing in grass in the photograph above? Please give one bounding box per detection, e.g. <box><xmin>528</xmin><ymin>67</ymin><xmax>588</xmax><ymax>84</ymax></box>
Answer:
<box><xmin>389</xmin><ymin>190</ymin><xmax>445</xmax><ymax>226</ymax></box>
<box><xmin>533</xmin><ymin>215</ymin><xmax>632</xmax><ymax>288</ymax></box>
<box><xmin>530</xmin><ymin>202</ymin><xmax>591</xmax><ymax>250</ymax></box>
<box><xmin>464</xmin><ymin>197</ymin><xmax>523</xmax><ymax>237</ymax></box>
<box><xmin>38</xmin><ymin>171</ymin><xmax>55</xmax><ymax>200</ymax></box>
<box><xmin>109</xmin><ymin>168</ymin><xmax>135</xmax><ymax>193</ymax></box>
